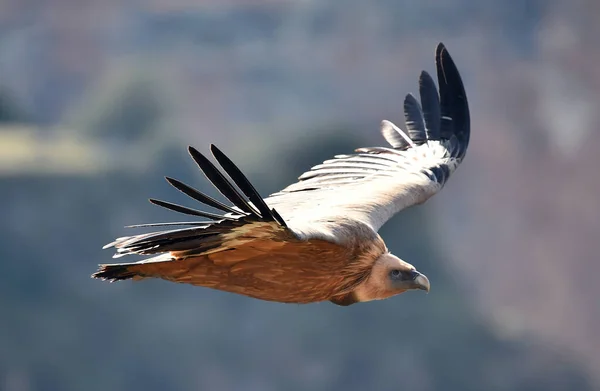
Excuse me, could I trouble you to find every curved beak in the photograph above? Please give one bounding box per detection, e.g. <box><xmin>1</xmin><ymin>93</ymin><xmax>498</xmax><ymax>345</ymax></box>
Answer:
<box><xmin>412</xmin><ymin>270</ymin><xmax>430</xmax><ymax>292</ymax></box>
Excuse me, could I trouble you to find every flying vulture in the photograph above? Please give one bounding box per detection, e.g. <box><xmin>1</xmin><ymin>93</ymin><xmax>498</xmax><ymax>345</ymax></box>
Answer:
<box><xmin>93</xmin><ymin>43</ymin><xmax>470</xmax><ymax>306</ymax></box>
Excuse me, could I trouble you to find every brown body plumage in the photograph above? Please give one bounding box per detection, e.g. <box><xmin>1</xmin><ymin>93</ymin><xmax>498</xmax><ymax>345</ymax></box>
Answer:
<box><xmin>93</xmin><ymin>43</ymin><xmax>469</xmax><ymax>306</ymax></box>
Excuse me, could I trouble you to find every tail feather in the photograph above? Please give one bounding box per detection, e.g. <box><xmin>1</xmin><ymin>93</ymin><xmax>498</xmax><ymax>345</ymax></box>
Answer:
<box><xmin>92</xmin><ymin>264</ymin><xmax>140</xmax><ymax>282</ymax></box>
<box><xmin>92</xmin><ymin>253</ymin><xmax>177</xmax><ymax>282</ymax></box>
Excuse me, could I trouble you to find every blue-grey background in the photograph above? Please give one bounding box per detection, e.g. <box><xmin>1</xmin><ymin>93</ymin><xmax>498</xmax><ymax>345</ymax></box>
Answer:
<box><xmin>1</xmin><ymin>1</ymin><xmax>599</xmax><ymax>390</ymax></box>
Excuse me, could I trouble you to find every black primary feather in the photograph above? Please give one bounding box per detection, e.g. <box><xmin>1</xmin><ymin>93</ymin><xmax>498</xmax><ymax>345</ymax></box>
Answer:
<box><xmin>187</xmin><ymin>146</ymin><xmax>259</xmax><ymax>216</ymax></box>
<box><xmin>271</xmin><ymin>208</ymin><xmax>288</xmax><ymax>227</ymax></box>
<box><xmin>125</xmin><ymin>221</ymin><xmax>212</xmax><ymax>228</ymax></box>
<box><xmin>436</xmin><ymin>45</ymin><xmax>455</xmax><ymax>140</ymax></box>
<box><xmin>148</xmin><ymin>199</ymin><xmax>233</xmax><ymax>220</ymax></box>
<box><xmin>210</xmin><ymin>144</ymin><xmax>276</xmax><ymax>222</ymax></box>
<box><xmin>418</xmin><ymin>70</ymin><xmax>441</xmax><ymax>140</ymax></box>
<box><xmin>165</xmin><ymin>176</ymin><xmax>240</xmax><ymax>215</ymax></box>
<box><xmin>436</xmin><ymin>42</ymin><xmax>470</xmax><ymax>157</ymax></box>
<box><xmin>443</xmin><ymin>44</ymin><xmax>470</xmax><ymax>157</ymax></box>
<box><xmin>403</xmin><ymin>94</ymin><xmax>427</xmax><ymax>144</ymax></box>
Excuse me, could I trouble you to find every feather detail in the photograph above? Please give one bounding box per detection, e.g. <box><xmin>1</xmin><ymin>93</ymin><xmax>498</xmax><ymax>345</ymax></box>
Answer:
<box><xmin>403</xmin><ymin>93</ymin><xmax>427</xmax><ymax>144</ymax></box>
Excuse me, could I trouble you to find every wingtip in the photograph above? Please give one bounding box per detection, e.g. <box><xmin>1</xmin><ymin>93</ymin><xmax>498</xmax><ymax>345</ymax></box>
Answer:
<box><xmin>188</xmin><ymin>145</ymin><xmax>215</xmax><ymax>171</ymax></box>
<box><xmin>188</xmin><ymin>145</ymin><xmax>202</xmax><ymax>160</ymax></box>
<box><xmin>209</xmin><ymin>144</ymin><xmax>225</xmax><ymax>160</ymax></box>
<box><xmin>434</xmin><ymin>41</ymin><xmax>470</xmax><ymax>156</ymax></box>
<box><xmin>419</xmin><ymin>70</ymin><xmax>434</xmax><ymax>85</ymax></box>
<box><xmin>403</xmin><ymin>92</ymin><xmax>419</xmax><ymax>107</ymax></box>
<box><xmin>164</xmin><ymin>176</ymin><xmax>185</xmax><ymax>193</ymax></box>
<box><xmin>164</xmin><ymin>176</ymin><xmax>186</xmax><ymax>190</ymax></box>
<box><xmin>436</xmin><ymin>42</ymin><xmax>447</xmax><ymax>56</ymax></box>
<box><xmin>435</xmin><ymin>42</ymin><xmax>460</xmax><ymax>82</ymax></box>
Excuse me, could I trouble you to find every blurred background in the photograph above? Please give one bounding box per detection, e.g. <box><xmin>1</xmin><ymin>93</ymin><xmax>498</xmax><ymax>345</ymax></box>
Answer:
<box><xmin>1</xmin><ymin>1</ymin><xmax>599</xmax><ymax>390</ymax></box>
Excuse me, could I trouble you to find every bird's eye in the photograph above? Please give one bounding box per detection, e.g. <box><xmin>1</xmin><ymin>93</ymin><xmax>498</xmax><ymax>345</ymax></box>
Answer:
<box><xmin>390</xmin><ymin>269</ymin><xmax>401</xmax><ymax>278</ymax></box>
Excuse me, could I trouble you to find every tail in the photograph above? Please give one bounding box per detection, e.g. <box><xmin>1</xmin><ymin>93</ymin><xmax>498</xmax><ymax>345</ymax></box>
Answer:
<box><xmin>92</xmin><ymin>263</ymin><xmax>142</xmax><ymax>282</ymax></box>
<box><xmin>92</xmin><ymin>253</ymin><xmax>176</xmax><ymax>282</ymax></box>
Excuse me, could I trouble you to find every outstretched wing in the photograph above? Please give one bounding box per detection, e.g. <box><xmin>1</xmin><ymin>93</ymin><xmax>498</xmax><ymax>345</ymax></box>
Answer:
<box><xmin>101</xmin><ymin>144</ymin><xmax>290</xmax><ymax>261</ymax></box>
<box><xmin>265</xmin><ymin>43</ymin><xmax>469</xmax><ymax>233</ymax></box>
<box><xmin>94</xmin><ymin>145</ymin><xmax>380</xmax><ymax>302</ymax></box>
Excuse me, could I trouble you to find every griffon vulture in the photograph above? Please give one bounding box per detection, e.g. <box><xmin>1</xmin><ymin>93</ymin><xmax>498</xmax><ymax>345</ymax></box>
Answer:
<box><xmin>93</xmin><ymin>43</ymin><xmax>469</xmax><ymax>306</ymax></box>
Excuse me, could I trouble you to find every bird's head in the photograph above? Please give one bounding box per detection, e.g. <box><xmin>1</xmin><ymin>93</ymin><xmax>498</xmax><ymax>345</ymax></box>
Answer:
<box><xmin>354</xmin><ymin>252</ymin><xmax>430</xmax><ymax>302</ymax></box>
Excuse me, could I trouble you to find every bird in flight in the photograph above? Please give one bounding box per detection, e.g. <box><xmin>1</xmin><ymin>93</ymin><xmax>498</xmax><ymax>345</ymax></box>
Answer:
<box><xmin>93</xmin><ymin>43</ymin><xmax>469</xmax><ymax>306</ymax></box>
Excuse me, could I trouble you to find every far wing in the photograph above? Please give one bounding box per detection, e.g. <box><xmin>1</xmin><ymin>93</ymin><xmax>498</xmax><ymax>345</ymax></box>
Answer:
<box><xmin>265</xmin><ymin>43</ymin><xmax>470</xmax><ymax>234</ymax></box>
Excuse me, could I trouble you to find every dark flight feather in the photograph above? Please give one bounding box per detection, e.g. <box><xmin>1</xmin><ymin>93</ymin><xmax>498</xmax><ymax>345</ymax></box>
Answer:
<box><xmin>210</xmin><ymin>144</ymin><xmax>277</xmax><ymax>222</ymax></box>
<box><xmin>148</xmin><ymin>199</ymin><xmax>233</xmax><ymax>220</ymax></box>
<box><xmin>125</xmin><ymin>221</ymin><xmax>212</xmax><ymax>228</ymax></box>
<box><xmin>436</xmin><ymin>42</ymin><xmax>470</xmax><ymax>155</ymax></box>
<box><xmin>187</xmin><ymin>146</ymin><xmax>259</xmax><ymax>216</ymax></box>
<box><xmin>165</xmin><ymin>176</ymin><xmax>241</xmax><ymax>215</ymax></box>
<box><xmin>270</xmin><ymin>208</ymin><xmax>288</xmax><ymax>227</ymax></box>
<box><xmin>403</xmin><ymin>94</ymin><xmax>427</xmax><ymax>144</ymax></box>
<box><xmin>419</xmin><ymin>70</ymin><xmax>441</xmax><ymax>140</ymax></box>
